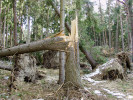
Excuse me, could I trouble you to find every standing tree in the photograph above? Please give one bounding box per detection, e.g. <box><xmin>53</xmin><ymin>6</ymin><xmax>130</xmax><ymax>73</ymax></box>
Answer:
<box><xmin>59</xmin><ymin>0</ymin><xmax>65</xmax><ymax>84</ymax></box>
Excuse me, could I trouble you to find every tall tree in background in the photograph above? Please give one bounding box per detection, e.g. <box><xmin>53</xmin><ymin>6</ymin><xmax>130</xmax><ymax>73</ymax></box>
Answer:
<box><xmin>119</xmin><ymin>5</ymin><xmax>125</xmax><ymax>51</ymax></box>
<box><xmin>13</xmin><ymin>0</ymin><xmax>18</xmax><ymax>46</ymax></box>
<box><xmin>59</xmin><ymin>0</ymin><xmax>65</xmax><ymax>84</ymax></box>
<box><xmin>3</xmin><ymin>8</ymin><xmax>6</xmax><ymax>48</ymax></box>
<box><xmin>27</xmin><ymin>1</ymin><xmax>31</xmax><ymax>43</ymax></box>
<box><xmin>0</xmin><ymin>0</ymin><xmax>2</xmax><ymax>47</ymax></box>
<box><xmin>107</xmin><ymin>0</ymin><xmax>112</xmax><ymax>49</ymax></box>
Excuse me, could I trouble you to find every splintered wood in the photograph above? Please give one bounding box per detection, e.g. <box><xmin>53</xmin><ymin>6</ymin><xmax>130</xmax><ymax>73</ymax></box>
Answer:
<box><xmin>65</xmin><ymin>17</ymin><xmax>83</xmax><ymax>88</ymax></box>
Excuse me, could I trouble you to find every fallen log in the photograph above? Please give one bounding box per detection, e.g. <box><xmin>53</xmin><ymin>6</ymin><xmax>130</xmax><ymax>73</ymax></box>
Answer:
<box><xmin>0</xmin><ymin>36</ymin><xmax>70</xmax><ymax>57</ymax></box>
<box><xmin>0</xmin><ymin>65</ymin><xmax>12</xmax><ymax>71</ymax></box>
<box><xmin>49</xmin><ymin>0</ymin><xmax>98</xmax><ymax>69</ymax></box>
<box><xmin>79</xmin><ymin>45</ymin><xmax>98</xmax><ymax>69</ymax></box>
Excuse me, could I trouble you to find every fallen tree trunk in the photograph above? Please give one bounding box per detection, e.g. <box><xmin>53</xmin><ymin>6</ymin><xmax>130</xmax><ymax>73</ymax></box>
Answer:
<box><xmin>49</xmin><ymin>0</ymin><xmax>98</xmax><ymax>69</ymax></box>
<box><xmin>79</xmin><ymin>44</ymin><xmax>98</xmax><ymax>69</ymax></box>
<box><xmin>0</xmin><ymin>36</ymin><xmax>70</xmax><ymax>57</ymax></box>
<box><xmin>0</xmin><ymin>65</ymin><xmax>12</xmax><ymax>71</ymax></box>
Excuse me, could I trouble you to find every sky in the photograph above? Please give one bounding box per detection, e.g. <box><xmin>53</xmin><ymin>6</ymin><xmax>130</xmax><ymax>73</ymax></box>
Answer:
<box><xmin>90</xmin><ymin>0</ymin><xmax>107</xmax><ymax>12</ymax></box>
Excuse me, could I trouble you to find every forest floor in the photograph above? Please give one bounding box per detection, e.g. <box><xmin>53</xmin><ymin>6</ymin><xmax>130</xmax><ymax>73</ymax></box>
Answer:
<box><xmin>0</xmin><ymin>60</ymin><xmax>133</xmax><ymax>100</ymax></box>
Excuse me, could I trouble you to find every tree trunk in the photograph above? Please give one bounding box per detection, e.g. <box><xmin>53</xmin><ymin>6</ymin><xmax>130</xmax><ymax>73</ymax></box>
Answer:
<box><xmin>120</xmin><ymin>8</ymin><xmax>125</xmax><ymax>51</ymax></box>
<box><xmin>65</xmin><ymin>19</ymin><xmax>83</xmax><ymax>88</ymax></box>
<box><xmin>27</xmin><ymin>6</ymin><xmax>30</xmax><ymax>43</ymax></box>
<box><xmin>0</xmin><ymin>0</ymin><xmax>2</xmax><ymax>47</ymax></box>
<box><xmin>79</xmin><ymin>44</ymin><xmax>98</xmax><ymax>69</ymax></box>
<box><xmin>3</xmin><ymin>9</ymin><xmax>6</xmax><ymax>48</ymax></box>
<box><xmin>0</xmin><ymin>36</ymin><xmax>70</xmax><ymax>57</ymax></box>
<box><xmin>58</xmin><ymin>0</ymin><xmax>65</xmax><ymax>84</ymax></box>
<box><xmin>127</xmin><ymin>0</ymin><xmax>133</xmax><ymax>62</ymax></box>
<box><xmin>13</xmin><ymin>0</ymin><xmax>18</xmax><ymax>46</ymax></box>
<box><xmin>10</xmin><ymin>28</ymin><xmax>13</xmax><ymax>47</ymax></box>
<box><xmin>6</xmin><ymin>23</ymin><xmax>8</xmax><ymax>48</ymax></box>
<box><xmin>115</xmin><ymin>15</ymin><xmax>119</xmax><ymax>53</ymax></box>
<box><xmin>107</xmin><ymin>0</ymin><xmax>112</xmax><ymax>49</ymax></box>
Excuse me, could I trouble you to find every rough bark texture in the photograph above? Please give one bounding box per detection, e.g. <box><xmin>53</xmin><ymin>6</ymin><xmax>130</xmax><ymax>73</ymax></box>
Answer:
<box><xmin>59</xmin><ymin>0</ymin><xmax>65</xmax><ymax>84</ymax></box>
<box><xmin>0</xmin><ymin>36</ymin><xmax>70</xmax><ymax>57</ymax></box>
<box><xmin>65</xmin><ymin>47</ymin><xmax>82</xmax><ymax>88</ymax></box>
<box><xmin>64</xmin><ymin>19</ymin><xmax>83</xmax><ymax>88</ymax></box>
<box><xmin>13</xmin><ymin>0</ymin><xmax>18</xmax><ymax>46</ymax></box>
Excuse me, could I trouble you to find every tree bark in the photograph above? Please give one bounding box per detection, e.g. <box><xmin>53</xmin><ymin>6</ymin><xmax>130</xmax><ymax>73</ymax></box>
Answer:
<box><xmin>115</xmin><ymin>15</ymin><xmax>119</xmax><ymax>53</ymax></box>
<box><xmin>79</xmin><ymin>44</ymin><xmax>98</xmax><ymax>69</ymax></box>
<box><xmin>107</xmin><ymin>0</ymin><xmax>112</xmax><ymax>49</ymax></box>
<box><xmin>27</xmin><ymin>6</ymin><xmax>30</xmax><ymax>43</ymax></box>
<box><xmin>13</xmin><ymin>0</ymin><xmax>18</xmax><ymax>46</ymax></box>
<box><xmin>65</xmin><ymin>19</ymin><xmax>83</xmax><ymax>88</ymax></box>
<box><xmin>3</xmin><ymin>9</ymin><xmax>6</xmax><ymax>48</ymax></box>
<box><xmin>0</xmin><ymin>36</ymin><xmax>70</xmax><ymax>57</ymax></box>
<box><xmin>6</xmin><ymin>23</ymin><xmax>8</xmax><ymax>48</ymax></box>
<box><xmin>58</xmin><ymin>0</ymin><xmax>65</xmax><ymax>84</ymax></box>
<box><xmin>120</xmin><ymin>8</ymin><xmax>125</xmax><ymax>51</ymax></box>
<box><xmin>0</xmin><ymin>0</ymin><xmax>2</xmax><ymax>47</ymax></box>
<box><xmin>10</xmin><ymin>28</ymin><xmax>13</xmax><ymax>47</ymax></box>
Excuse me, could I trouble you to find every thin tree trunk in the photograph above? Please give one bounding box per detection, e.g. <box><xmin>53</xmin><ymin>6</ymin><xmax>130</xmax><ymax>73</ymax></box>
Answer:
<box><xmin>27</xmin><ymin>6</ymin><xmax>30</xmax><ymax>43</ymax></box>
<box><xmin>20</xmin><ymin>16</ymin><xmax>23</xmax><ymax>41</ymax></box>
<box><xmin>59</xmin><ymin>0</ymin><xmax>65</xmax><ymax>84</ymax></box>
<box><xmin>13</xmin><ymin>0</ymin><xmax>18</xmax><ymax>46</ymax></box>
<box><xmin>99</xmin><ymin>0</ymin><xmax>105</xmax><ymax>45</ymax></box>
<box><xmin>6</xmin><ymin>23</ymin><xmax>8</xmax><ymax>48</ymax></box>
<box><xmin>3</xmin><ymin>9</ymin><xmax>6</xmax><ymax>48</ymax></box>
<box><xmin>10</xmin><ymin>0</ymin><xmax>18</xmax><ymax>91</ymax></box>
<box><xmin>10</xmin><ymin>28</ymin><xmax>12</xmax><ymax>47</ymax></box>
<box><xmin>0</xmin><ymin>0</ymin><xmax>2</xmax><ymax>47</ymax></box>
<box><xmin>115</xmin><ymin>15</ymin><xmax>119</xmax><ymax>53</ymax></box>
<box><xmin>108</xmin><ymin>0</ymin><xmax>112</xmax><ymax>49</ymax></box>
<box><xmin>120</xmin><ymin>8</ymin><xmax>125</xmax><ymax>51</ymax></box>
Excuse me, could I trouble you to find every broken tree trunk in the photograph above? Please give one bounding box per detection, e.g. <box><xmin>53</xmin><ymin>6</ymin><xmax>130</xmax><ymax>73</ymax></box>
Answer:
<box><xmin>0</xmin><ymin>36</ymin><xmax>70</xmax><ymax>57</ymax></box>
<box><xmin>49</xmin><ymin>0</ymin><xmax>98</xmax><ymax>69</ymax></box>
<box><xmin>65</xmin><ymin>18</ymin><xmax>83</xmax><ymax>88</ymax></box>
